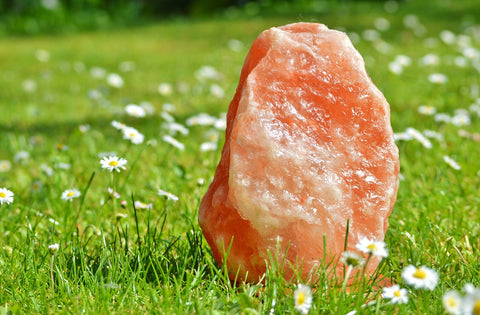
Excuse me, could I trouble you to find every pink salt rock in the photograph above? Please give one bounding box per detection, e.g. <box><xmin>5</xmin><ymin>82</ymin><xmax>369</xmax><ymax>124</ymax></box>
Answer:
<box><xmin>198</xmin><ymin>23</ymin><xmax>399</xmax><ymax>282</ymax></box>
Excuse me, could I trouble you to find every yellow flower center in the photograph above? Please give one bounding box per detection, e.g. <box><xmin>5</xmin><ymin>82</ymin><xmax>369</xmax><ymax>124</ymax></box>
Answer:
<box><xmin>394</xmin><ymin>290</ymin><xmax>401</xmax><ymax>297</ymax></box>
<box><xmin>413</xmin><ymin>268</ymin><xmax>427</xmax><ymax>279</ymax></box>
<box><xmin>0</xmin><ymin>192</ymin><xmax>5</xmax><ymax>198</ymax></box>
<box><xmin>367</xmin><ymin>244</ymin><xmax>377</xmax><ymax>251</ymax></box>
<box><xmin>297</xmin><ymin>292</ymin><xmax>305</xmax><ymax>305</ymax></box>
<box><xmin>67</xmin><ymin>191</ymin><xmax>75</xmax><ymax>197</ymax></box>
<box><xmin>109</xmin><ymin>161</ymin><xmax>119</xmax><ymax>166</ymax></box>
<box><xmin>473</xmin><ymin>299</ymin><xmax>480</xmax><ymax>315</ymax></box>
<box><xmin>446</xmin><ymin>297</ymin><xmax>457</xmax><ymax>307</ymax></box>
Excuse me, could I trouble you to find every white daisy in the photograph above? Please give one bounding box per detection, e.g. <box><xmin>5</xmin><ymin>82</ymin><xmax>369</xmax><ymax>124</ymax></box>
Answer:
<box><xmin>374</xmin><ymin>17</ymin><xmax>390</xmax><ymax>31</ymax></box>
<box><xmin>122</xmin><ymin>126</ymin><xmax>144</xmax><ymax>144</ymax></box>
<box><xmin>341</xmin><ymin>251</ymin><xmax>364</xmax><ymax>268</ymax></box>
<box><xmin>162</xmin><ymin>135</ymin><xmax>185</xmax><ymax>150</ymax></box>
<box><xmin>428</xmin><ymin>73</ymin><xmax>448</xmax><ymax>84</ymax></box>
<box><xmin>106</xmin><ymin>73</ymin><xmax>124</xmax><ymax>88</ymax></box>
<box><xmin>107</xmin><ymin>187</ymin><xmax>120</xmax><ymax>199</ymax></box>
<box><xmin>186</xmin><ymin>113</ymin><xmax>217</xmax><ymax>126</ymax></box>
<box><xmin>134</xmin><ymin>201</ymin><xmax>153</xmax><ymax>210</ymax></box>
<box><xmin>111</xmin><ymin>120</ymin><xmax>126</xmax><ymax>130</ymax></box>
<box><xmin>14</xmin><ymin>151</ymin><xmax>30</xmax><ymax>163</ymax></box>
<box><xmin>200</xmin><ymin>142</ymin><xmax>218</xmax><ymax>152</ymax></box>
<box><xmin>35</xmin><ymin>49</ymin><xmax>50</xmax><ymax>62</ymax></box>
<box><xmin>158</xmin><ymin>83</ymin><xmax>173</xmax><ymax>96</ymax></box>
<box><xmin>164</xmin><ymin>122</ymin><xmax>189</xmax><ymax>136</ymax></box>
<box><xmin>125</xmin><ymin>104</ymin><xmax>146</xmax><ymax>118</ymax></box>
<box><xmin>294</xmin><ymin>284</ymin><xmax>312</xmax><ymax>315</ymax></box>
<box><xmin>440</xmin><ymin>30</ymin><xmax>456</xmax><ymax>45</ymax></box>
<box><xmin>418</xmin><ymin>105</ymin><xmax>437</xmax><ymax>115</ymax></box>
<box><xmin>31</xmin><ymin>180</ymin><xmax>44</xmax><ymax>193</ymax></box>
<box><xmin>100</xmin><ymin>156</ymin><xmax>127</xmax><ymax>172</ymax></box>
<box><xmin>90</xmin><ymin>66</ymin><xmax>106</xmax><ymax>79</ymax></box>
<box><xmin>210</xmin><ymin>84</ymin><xmax>225</xmax><ymax>98</ymax></box>
<box><xmin>462</xmin><ymin>286</ymin><xmax>480</xmax><ymax>315</ymax></box>
<box><xmin>116</xmin><ymin>212</ymin><xmax>128</xmax><ymax>220</ymax></box>
<box><xmin>195</xmin><ymin>65</ymin><xmax>222</xmax><ymax>81</ymax></box>
<box><xmin>118</xmin><ymin>61</ymin><xmax>136</xmax><ymax>72</ymax></box>
<box><xmin>0</xmin><ymin>188</ymin><xmax>14</xmax><ymax>205</ymax></box>
<box><xmin>388</xmin><ymin>61</ymin><xmax>403</xmax><ymax>75</ymax></box>
<box><xmin>139</xmin><ymin>101</ymin><xmax>155</xmax><ymax>115</ymax></box>
<box><xmin>0</xmin><ymin>160</ymin><xmax>12</xmax><ymax>172</ymax></box>
<box><xmin>48</xmin><ymin>243</ymin><xmax>59</xmax><ymax>254</ymax></box>
<box><xmin>61</xmin><ymin>189</ymin><xmax>81</xmax><ymax>202</ymax></box>
<box><xmin>395</xmin><ymin>55</ymin><xmax>412</xmax><ymax>67</ymax></box>
<box><xmin>451</xmin><ymin>113</ymin><xmax>471</xmax><ymax>126</ymax></box>
<box><xmin>401</xmin><ymin>265</ymin><xmax>439</xmax><ymax>290</ymax></box>
<box><xmin>355</xmin><ymin>237</ymin><xmax>388</xmax><ymax>258</ymax></box>
<box><xmin>227</xmin><ymin>39</ymin><xmax>244</xmax><ymax>52</ymax></box>
<box><xmin>442</xmin><ymin>290</ymin><xmax>462</xmax><ymax>315</ymax></box>
<box><xmin>22</xmin><ymin>79</ymin><xmax>37</xmax><ymax>93</ymax></box>
<box><xmin>434</xmin><ymin>113</ymin><xmax>452</xmax><ymax>123</ymax></box>
<box><xmin>443</xmin><ymin>155</ymin><xmax>461</xmax><ymax>170</ymax></box>
<box><xmin>382</xmin><ymin>284</ymin><xmax>408</xmax><ymax>304</ymax></box>
<box><xmin>419</xmin><ymin>53</ymin><xmax>440</xmax><ymax>66</ymax></box>
<box><xmin>158</xmin><ymin>189</ymin><xmax>179</xmax><ymax>202</ymax></box>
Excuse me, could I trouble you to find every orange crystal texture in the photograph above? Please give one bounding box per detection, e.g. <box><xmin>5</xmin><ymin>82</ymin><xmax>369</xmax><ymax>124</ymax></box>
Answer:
<box><xmin>198</xmin><ymin>23</ymin><xmax>399</xmax><ymax>282</ymax></box>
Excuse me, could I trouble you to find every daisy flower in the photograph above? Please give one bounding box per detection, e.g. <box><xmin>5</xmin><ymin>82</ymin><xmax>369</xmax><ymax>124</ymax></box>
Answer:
<box><xmin>106</xmin><ymin>73</ymin><xmax>124</xmax><ymax>88</ymax></box>
<box><xmin>48</xmin><ymin>243</ymin><xmax>59</xmax><ymax>255</ymax></box>
<box><xmin>134</xmin><ymin>201</ymin><xmax>153</xmax><ymax>210</ymax></box>
<box><xmin>158</xmin><ymin>83</ymin><xmax>173</xmax><ymax>96</ymax></box>
<box><xmin>451</xmin><ymin>113</ymin><xmax>471</xmax><ymax>126</ymax></box>
<box><xmin>418</xmin><ymin>105</ymin><xmax>437</xmax><ymax>115</ymax></box>
<box><xmin>0</xmin><ymin>188</ymin><xmax>14</xmax><ymax>205</ymax></box>
<box><xmin>355</xmin><ymin>237</ymin><xmax>388</xmax><ymax>258</ymax></box>
<box><xmin>162</xmin><ymin>135</ymin><xmax>185</xmax><ymax>150</ymax></box>
<box><xmin>382</xmin><ymin>284</ymin><xmax>408</xmax><ymax>304</ymax></box>
<box><xmin>158</xmin><ymin>189</ymin><xmax>179</xmax><ymax>202</ymax></box>
<box><xmin>125</xmin><ymin>104</ymin><xmax>146</xmax><ymax>118</ymax></box>
<box><xmin>107</xmin><ymin>187</ymin><xmax>120</xmax><ymax>199</ymax></box>
<box><xmin>122</xmin><ymin>126</ymin><xmax>144</xmax><ymax>144</ymax></box>
<box><xmin>14</xmin><ymin>151</ymin><xmax>30</xmax><ymax>163</ymax></box>
<box><xmin>61</xmin><ymin>189</ymin><xmax>81</xmax><ymax>202</ymax></box>
<box><xmin>90</xmin><ymin>66</ymin><xmax>106</xmax><ymax>79</ymax></box>
<box><xmin>31</xmin><ymin>180</ymin><xmax>44</xmax><ymax>193</ymax></box>
<box><xmin>0</xmin><ymin>160</ymin><xmax>12</xmax><ymax>172</ymax></box>
<box><xmin>116</xmin><ymin>212</ymin><xmax>128</xmax><ymax>220</ymax></box>
<box><xmin>443</xmin><ymin>155</ymin><xmax>461</xmax><ymax>170</ymax></box>
<box><xmin>442</xmin><ymin>290</ymin><xmax>462</xmax><ymax>315</ymax></box>
<box><xmin>463</xmin><ymin>285</ymin><xmax>480</xmax><ymax>315</ymax></box>
<box><xmin>401</xmin><ymin>265</ymin><xmax>439</xmax><ymax>290</ymax></box>
<box><xmin>111</xmin><ymin>120</ymin><xmax>126</xmax><ymax>130</ymax></box>
<box><xmin>200</xmin><ymin>142</ymin><xmax>218</xmax><ymax>152</ymax></box>
<box><xmin>428</xmin><ymin>73</ymin><xmax>448</xmax><ymax>84</ymax></box>
<box><xmin>341</xmin><ymin>251</ymin><xmax>364</xmax><ymax>268</ymax></box>
<box><xmin>100</xmin><ymin>156</ymin><xmax>127</xmax><ymax>172</ymax></box>
<box><xmin>294</xmin><ymin>284</ymin><xmax>312</xmax><ymax>315</ymax></box>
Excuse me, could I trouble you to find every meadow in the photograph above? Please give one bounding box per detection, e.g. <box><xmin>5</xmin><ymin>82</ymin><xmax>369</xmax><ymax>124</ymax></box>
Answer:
<box><xmin>0</xmin><ymin>0</ymin><xmax>479</xmax><ymax>313</ymax></box>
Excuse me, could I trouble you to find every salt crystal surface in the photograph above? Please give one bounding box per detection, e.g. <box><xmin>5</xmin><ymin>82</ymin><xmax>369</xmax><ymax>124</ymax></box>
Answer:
<box><xmin>199</xmin><ymin>23</ymin><xmax>399</xmax><ymax>282</ymax></box>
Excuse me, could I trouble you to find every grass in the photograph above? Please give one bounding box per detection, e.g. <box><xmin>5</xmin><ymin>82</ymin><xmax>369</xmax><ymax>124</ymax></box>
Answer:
<box><xmin>0</xmin><ymin>0</ymin><xmax>480</xmax><ymax>313</ymax></box>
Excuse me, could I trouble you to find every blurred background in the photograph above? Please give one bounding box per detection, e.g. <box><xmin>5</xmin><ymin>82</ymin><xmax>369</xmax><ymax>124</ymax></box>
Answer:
<box><xmin>1</xmin><ymin>0</ymin><xmax>477</xmax><ymax>36</ymax></box>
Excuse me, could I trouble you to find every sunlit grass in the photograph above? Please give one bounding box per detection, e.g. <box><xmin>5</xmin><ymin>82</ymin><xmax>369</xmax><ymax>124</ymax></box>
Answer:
<box><xmin>0</xmin><ymin>0</ymin><xmax>480</xmax><ymax>313</ymax></box>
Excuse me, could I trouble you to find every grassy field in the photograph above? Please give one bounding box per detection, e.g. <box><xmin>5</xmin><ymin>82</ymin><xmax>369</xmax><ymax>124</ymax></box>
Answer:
<box><xmin>0</xmin><ymin>0</ymin><xmax>480</xmax><ymax>313</ymax></box>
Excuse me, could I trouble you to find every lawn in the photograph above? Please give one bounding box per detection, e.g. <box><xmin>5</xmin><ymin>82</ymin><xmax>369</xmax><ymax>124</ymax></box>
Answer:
<box><xmin>0</xmin><ymin>0</ymin><xmax>479</xmax><ymax>313</ymax></box>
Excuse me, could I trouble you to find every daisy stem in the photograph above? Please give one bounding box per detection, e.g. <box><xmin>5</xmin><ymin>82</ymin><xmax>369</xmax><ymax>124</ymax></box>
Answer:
<box><xmin>342</xmin><ymin>265</ymin><xmax>353</xmax><ymax>294</ymax></box>
<box><xmin>112</xmin><ymin>172</ymin><xmax>117</xmax><ymax>215</ymax></box>
<box><xmin>50</xmin><ymin>254</ymin><xmax>55</xmax><ymax>292</ymax></box>
<box><xmin>361</xmin><ymin>253</ymin><xmax>373</xmax><ymax>280</ymax></box>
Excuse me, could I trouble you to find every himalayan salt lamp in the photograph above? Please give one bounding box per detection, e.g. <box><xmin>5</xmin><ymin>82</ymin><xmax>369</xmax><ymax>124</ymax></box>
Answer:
<box><xmin>198</xmin><ymin>23</ymin><xmax>399</xmax><ymax>282</ymax></box>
